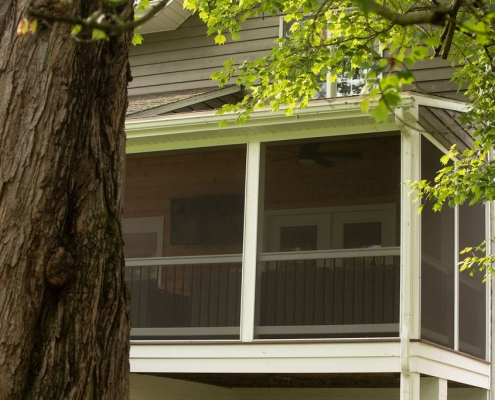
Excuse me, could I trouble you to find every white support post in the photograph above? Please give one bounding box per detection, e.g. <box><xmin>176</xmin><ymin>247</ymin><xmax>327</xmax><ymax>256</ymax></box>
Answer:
<box><xmin>398</xmin><ymin>107</ymin><xmax>421</xmax><ymax>400</ymax></box>
<box><xmin>420</xmin><ymin>377</ymin><xmax>447</xmax><ymax>400</ymax></box>
<box><xmin>454</xmin><ymin>205</ymin><xmax>460</xmax><ymax>352</ymax></box>
<box><xmin>240</xmin><ymin>141</ymin><xmax>262</xmax><ymax>342</ymax></box>
<box><xmin>402</xmin><ymin>372</ymin><xmax>421</xmax><ymax>400</ymax></box>
<box><xmin>491</xmin><ymin>199</ymin><xmax>495</xmax><ymax>400</ymax></box>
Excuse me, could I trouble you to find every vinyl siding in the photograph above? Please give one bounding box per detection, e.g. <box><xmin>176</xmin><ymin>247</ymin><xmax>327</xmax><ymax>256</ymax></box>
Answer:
<box><xmin>129</xmin><ymin>14</ymin><xmax>466</xmax><ymax>101</ymax></box>
<box><xmin>129</xmin><ymin>14</ymin><xmax>280</xmax><ymax>96</ymax></box>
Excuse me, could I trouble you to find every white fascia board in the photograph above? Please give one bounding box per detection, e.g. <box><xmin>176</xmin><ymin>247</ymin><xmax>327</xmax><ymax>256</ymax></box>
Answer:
<box><xmin>124</xmin><ymin>92</ymin><xmax>468</xmax><ymax>154</ymax></box>
<box><xmin>126</xmin><ymin>95</ymin><xmax>411</xmax><ymax>135</ymax></box>
<box><xmin>409</xmin><ymin>92</ymin><xmax>470</xmax><ymax>113</ymax></box>
<box><xmin>130</xmin><ymin>341</ymin><xmax>401</xmax><ymax>373</ymax></box>
<box><xmin>409</xmin><ymin>342</ymin><xmax>491</xmax><ymax>389</ymax></box>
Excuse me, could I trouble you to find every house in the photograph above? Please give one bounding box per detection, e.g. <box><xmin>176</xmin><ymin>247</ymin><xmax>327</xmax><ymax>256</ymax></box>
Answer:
<box><xmin>124</xmin><ymin>2</ymin><xmax>492</xmax><ymax>399</ymax></box>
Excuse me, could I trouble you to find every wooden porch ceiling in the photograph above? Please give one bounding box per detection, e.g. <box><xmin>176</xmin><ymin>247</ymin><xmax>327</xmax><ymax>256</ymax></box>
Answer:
<box><xmin>418</xmin><ymin>106</ymin><xmax>476</xmax><ymax>151</ymax></box>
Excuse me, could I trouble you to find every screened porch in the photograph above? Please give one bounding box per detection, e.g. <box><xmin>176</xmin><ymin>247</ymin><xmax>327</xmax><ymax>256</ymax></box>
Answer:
<box><xmin>123</xmin><ymin>133</ymin><xmax>402</xmax><ymax>340</ymax></box>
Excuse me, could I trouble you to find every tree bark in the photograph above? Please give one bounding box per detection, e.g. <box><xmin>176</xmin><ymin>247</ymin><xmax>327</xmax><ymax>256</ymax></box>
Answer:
<box><xmin>0</xmin><ymin>1</ymin><xmax>131</xmax><ymax>398</ymax></box>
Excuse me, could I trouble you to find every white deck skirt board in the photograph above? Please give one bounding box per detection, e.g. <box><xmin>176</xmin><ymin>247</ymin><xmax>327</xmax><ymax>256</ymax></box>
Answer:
<box><xmin>130</xmin><ymin>341</ymin><xmax>401</xmax><ymax>373</ymax></box>
<box><xmin>409</xmin><ymin>342</ymin><xmax>491</xmax><ymax>389</ymax></box>
<box><xmin>130</xmin><ymin>341</ymin><xmax>490</xmax><ymax>388</ymax></box>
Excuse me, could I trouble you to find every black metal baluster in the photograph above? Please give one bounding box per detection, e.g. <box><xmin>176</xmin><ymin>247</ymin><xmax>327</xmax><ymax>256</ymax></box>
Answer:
<box><xmin>189</xmin><ymin>265</ymin><xmax>194</xmax><ymax>327</ymax></box>
<box><xmin>283</xmin><ymin>260</ymin><xmax>288</xmax><ymax>327</ymax></box>
<box><xmin>323</xmin><ymin>259</ymin><xmax>327</xmax><ymax>325</ymax></box>
<box><xmin>207</xmin><ymin>263</ymin><xmax>212</xmax><ymax>326</ymax></box>
<box><xmin>171</xmin><ymin>265</ymin><xmax>176</xmax><ymax>327</ymax></box>
<box><xmin>198</xmin><ymin>264</ymin><xmax>203</xmax><ymax>327</ymax></box>
<box><xmin>217</xmin><ymin>264</ymin><xmax>221</xmax><ymax>327</ymax></box>
<box><xmin>332</xmin><ymin>259</ymin><xmax>336</xmax><ymax>325</ymax></box>
<box><xmin>274</xmin><ymin>261</ymin><xmax>279</xmax><ymax>325</ymax></box>
<box><xmin>302</xmin><ymin>260</ymin><xmax>307</xmax><ymax>325</ymax></box>
<box><xmin>293</xmin><ymin>260</ymin><xmax>297</xmax><ymax>326</ymax></box>
<box><xmin>342</xmin><ymin>259</ymin><xmax>345</xmax><ymax>326</ymax></box>
<box><xmin>382</xmin><ymin>257</ymin><xmax>386</xmax><ymax>323</ymax></box>
<box><xmin>313</xmin><ymin>259</ymin><xmax>317</xmax><ymax>325</ymax></box>
<box><xmin>181</xmin><ymin>265</ymin><xmax>186</xmax><ymax>326</ymax></box>
<box><xmin>225</xmin><ymin>263</ymin><xmax>230</xmax><ymax>326</ymax></box>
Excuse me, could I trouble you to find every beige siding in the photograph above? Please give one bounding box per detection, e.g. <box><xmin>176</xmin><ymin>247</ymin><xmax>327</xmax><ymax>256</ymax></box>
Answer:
<box><xmin>406</xmin><ymin>57</ymin><xmax>467</xmax><ymax>101</ymax></box>
<box><xmin>130</xmin><ymin>14</ymin><xmax>466</xmax><ymax>100</ymax></box>
<box><xmin>129</xmin><ymin>15</ymin><xmax>279</xmax><ymax>96</ymax></box>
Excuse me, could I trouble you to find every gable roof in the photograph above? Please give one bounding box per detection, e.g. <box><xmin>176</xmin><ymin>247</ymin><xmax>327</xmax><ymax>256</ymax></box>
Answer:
<box><xmin>126</xmin><ymin>86</ymin><xmax>242</xmax><ymax>119</ymax></box>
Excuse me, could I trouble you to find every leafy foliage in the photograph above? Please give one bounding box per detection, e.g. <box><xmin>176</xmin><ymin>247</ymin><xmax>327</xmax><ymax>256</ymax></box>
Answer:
<box><xmin>183</xmin><ymin>0</ymin><xmax>495</xmax><ymax>275</ymax></box>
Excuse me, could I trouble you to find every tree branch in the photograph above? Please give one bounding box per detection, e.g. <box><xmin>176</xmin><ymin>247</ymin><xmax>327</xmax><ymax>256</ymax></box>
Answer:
<box><xmin>363</xmin><ymin>0</ymin><xmax>451</xmax><ymax>26</ymax></box>
<box><xmin>28</xmin><ymin>0</ymin><xmax>169</xmax><ymax>36</ymax></box>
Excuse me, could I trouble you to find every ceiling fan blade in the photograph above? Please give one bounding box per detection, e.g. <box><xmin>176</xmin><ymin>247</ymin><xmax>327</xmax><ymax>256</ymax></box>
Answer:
<box><xmin>271</xmin><ymin>155</ymin><xmax>298</xmax><ymax>163</ymax></box>
<box><xmin>315</xmin><ymin>156</ymin><xmax>336</xmax><ymax>168</ymax></box>
<box><xmin>317</xmin><ymin>151</ymin><xmax>362</xmax><ymax>158</ymax></box>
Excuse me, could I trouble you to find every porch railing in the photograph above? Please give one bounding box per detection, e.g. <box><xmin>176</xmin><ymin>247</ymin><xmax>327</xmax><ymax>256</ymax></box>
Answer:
<box><xmin>256</xmin><ymin>247</ymin><xmax>401</xmax><ymax>338</ymax></box>
<box><xmin>126</xmin><ymin>247</ymin><xmax>400</xmax><ymax>340</ymax></box>
<box><xmin>126</xmin><ymin>254</ymin><xmax>242</xmax><ymax>339</ymax></box>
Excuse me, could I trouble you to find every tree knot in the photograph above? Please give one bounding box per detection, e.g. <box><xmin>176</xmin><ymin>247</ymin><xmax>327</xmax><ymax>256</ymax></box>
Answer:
<box><xmin>45</xmin><ymin>246</ymin><xmax>74</xmax><ymax>288</ymax></box>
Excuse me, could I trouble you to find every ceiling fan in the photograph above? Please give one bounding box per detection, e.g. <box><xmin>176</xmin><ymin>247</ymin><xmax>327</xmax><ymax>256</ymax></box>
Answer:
<box><xmin>271</xmin><ymin>142</ymin><xmax>362</xmax><ymax>168</ymax></box>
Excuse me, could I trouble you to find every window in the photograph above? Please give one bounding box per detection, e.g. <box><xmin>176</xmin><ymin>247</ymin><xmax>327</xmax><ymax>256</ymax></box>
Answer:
<box><xmin>122</xmin><ymin>216</ymin><xmax>164</xmax><ymax>258</ymax></box>
<box><xmin>280</xmin><ymin>16</ymin><xmax>377</xmax><ymax>99</ymax></box>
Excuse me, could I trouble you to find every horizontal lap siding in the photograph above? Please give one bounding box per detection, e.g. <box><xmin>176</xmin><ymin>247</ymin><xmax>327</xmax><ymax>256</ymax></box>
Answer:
<box><xmin>129</xmin><ymin>15</ymin><xmax>280</xmax><ymax>96</ymax></box>
<box><xmin>130</xmin><ymin>13</ymin><xmax>466</xmax><ymax>99</ymax></box>
<box><xmin>405</xmin><ymin>58</ymin><xmax>467</xmax><ymax>101</ymax></box>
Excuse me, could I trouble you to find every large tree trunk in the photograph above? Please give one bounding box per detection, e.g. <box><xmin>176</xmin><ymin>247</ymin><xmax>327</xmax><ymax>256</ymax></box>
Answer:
<box><xmin>0</xmin><ymin>1</ymin><xmax>131</xmax><ymax>398</ymax></box>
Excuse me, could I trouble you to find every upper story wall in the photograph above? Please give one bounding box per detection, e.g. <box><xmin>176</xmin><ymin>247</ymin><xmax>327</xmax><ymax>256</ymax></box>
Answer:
<box><xmin>129</xmin><ymin>13</ymin><xmax>466</xmax><ymax>101</ymax></box>
<box><xmin>129</xmin><ymin>14</ymin><xmax>279</xmax><ymax>96</ymax></box>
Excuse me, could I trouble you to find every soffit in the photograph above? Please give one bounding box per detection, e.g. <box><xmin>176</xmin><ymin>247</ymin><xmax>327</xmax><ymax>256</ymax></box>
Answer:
<box><xmin>137</xmin><ymin>0</ymin><xmax>192</xmax><ymax>34</ymax></box>
<box><xmin>417</xmin><ymin>106</ymin><xmax>476</xmax><ymax>151</ymax></box>
<box><xmin>125</xmin><ymin>92</ymin><xmax>469</xmax><ymax>155</ymax></box>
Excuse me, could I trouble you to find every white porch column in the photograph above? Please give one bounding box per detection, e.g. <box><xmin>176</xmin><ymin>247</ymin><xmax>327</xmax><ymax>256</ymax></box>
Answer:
<box><xmin>240</xmin><ymin>141</ymin><xmax>262</xmax><ymax>342</ymax></box>
<box><xmin>398</xmin><ymin>107</ymin><xmax>421</xmax><ymax>400</ymax></box>
<box><xmin>421</xmin><ymin>377</ymin><xmax>447</xmax><ymax>400</ymax></box>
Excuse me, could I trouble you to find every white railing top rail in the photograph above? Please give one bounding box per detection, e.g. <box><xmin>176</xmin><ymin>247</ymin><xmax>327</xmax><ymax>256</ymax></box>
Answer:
<box><xmin>259</xmin><ymin>246</ymin><xmax>400</xmax><ymax>262</ymax></box>
<box><xmin>125</xmin><ymin>253</ymin><xmax>243</xmax><ymax>267</ymax></box>
<box><xmin>125</xmin><ymin>246</ymin><xmax>400</xmax><ymax>267</ymax></box>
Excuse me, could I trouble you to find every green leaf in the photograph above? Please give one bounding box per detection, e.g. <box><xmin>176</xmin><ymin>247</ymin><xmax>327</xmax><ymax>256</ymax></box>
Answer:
<box><xmin>71</xmin><ymin>24</ymin><xmax>82</xmax><ymax>36</ymax></box>
<box><xmin>132</xmin><ymin>33</ymin><xmax>143</xmax><ymax>46</ymax></box>
<box><xmin>440</xmin><ymin>153</ymin><xmax>451</xmax><ymax>165</ymax></box>
<box><xmin>215</xmin><ymin>34</ymin><xmax>227</xmax><ymax>45</ymax></box>
<box><xmin>361</xmin><ymin>97</ymin><xmax>370</xmax><ymax>113</ymax></box>
<box><xmin>91</xmin><ymin>29</ymin><xmax>107</xmax><ymax>41</ymax></box>
<box><xmin>424</xmin><ymin>37</ymin><xmax>441</xmax><ymax>47</ymax></box>
<box><xmin>370</xmin><ymin>101</ymin><xmax>390</xmax><ymax>122</ymax></box>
